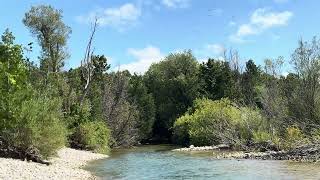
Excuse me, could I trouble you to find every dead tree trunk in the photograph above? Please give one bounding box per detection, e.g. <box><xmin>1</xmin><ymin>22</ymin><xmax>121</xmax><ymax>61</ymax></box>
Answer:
<box><xmin>80</xmin><ymin>18</ymin><xmax>98</xmax><ymax>106</ymax></box>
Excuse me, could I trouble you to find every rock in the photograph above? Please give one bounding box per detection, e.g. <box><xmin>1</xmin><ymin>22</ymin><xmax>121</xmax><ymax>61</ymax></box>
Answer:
<box><xmin>189</xmin><ymin>145</ymin><xmax>194</xmax><ymax>149</ymax></box>
<box><xmin>216</xmin><ymin>144</ymin><xmax>230</xmax><ymax>150</ymax></box>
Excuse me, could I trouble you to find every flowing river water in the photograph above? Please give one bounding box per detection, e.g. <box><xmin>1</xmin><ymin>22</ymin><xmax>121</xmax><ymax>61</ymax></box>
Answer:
<box><xmin>86</xmin><ymin>145</ymin><xmax>320</xmax><ymax>180</ymax></box>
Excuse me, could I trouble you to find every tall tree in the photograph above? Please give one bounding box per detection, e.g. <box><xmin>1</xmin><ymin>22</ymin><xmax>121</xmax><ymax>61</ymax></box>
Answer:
<box><xmin>128</xmin><ymin>74</ymin><xmax>156</xmax><ymax>141</ymax></box>
<box><xmin>88</xmin><ymin>55</ymin><xmax>110</xmax><ymax>121</ymax></box>
<box><xmin>198</xmin><ymin>59</ymin><xmax>233</xmax><ymax>100</ymax></box>
<box><xmin>242</xmin><ymin>60</ymin><xmax>262</xmax><ymax>106</ymax></box>
<box><xmin>23</xmin><ymin>5</ymin><xmax>71</xmax><ymax>73</ymax></box>
<box><xmin>145</xmin><ymin>51</ymin><xmax>199</xmax><ymax>141</ymax></box>
<box><xmin>0</xmin><ymin>29</ymin><xmax>28</xmax><ymax>129</ymax></box>
<box><xmin>103</xmin><ymin>71</ymin><xmax>139</xmax><ymax>147</ymax></box>
<box><xmin>261</xmin><ymin>58</ymin><xmax>288</xmax><ymax>129</ymax></box>
<box><xmin>290</xmin><ymin>37</ymin><xmax>320</xmax><ymax>127</ymax></box>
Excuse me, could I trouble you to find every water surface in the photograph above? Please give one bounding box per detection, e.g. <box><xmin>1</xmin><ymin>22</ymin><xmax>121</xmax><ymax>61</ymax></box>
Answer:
<box><xmin>86</xmin><ymin>145</ymin><xmax>320</xmax><ymax>180</ymax></box>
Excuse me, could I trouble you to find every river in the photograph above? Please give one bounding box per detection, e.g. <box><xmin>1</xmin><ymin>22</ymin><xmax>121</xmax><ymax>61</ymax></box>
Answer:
<box><xmin>86</xmin><ymin>145</ymin><xmax>320</xmax><ymax>180</ymax></box>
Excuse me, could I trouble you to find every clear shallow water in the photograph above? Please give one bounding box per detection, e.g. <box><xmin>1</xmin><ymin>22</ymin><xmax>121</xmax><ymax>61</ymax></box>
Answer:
<box><xmin>86</xmin><ymin>145</ymin><xmax>320</xmax><ymax>180</ymax></box>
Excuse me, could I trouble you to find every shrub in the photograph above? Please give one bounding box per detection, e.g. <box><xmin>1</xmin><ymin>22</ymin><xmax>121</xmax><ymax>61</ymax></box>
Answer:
<box><xmin>72</xmin><ymin>121</ymin><xmax>111</xmax><ymax>154</ymax></box>
<box><xmin>174</xmin><ymin>99</ymin><xmax>236</xmax><ymax>146</ymax></box>
<box><xmin>252</xmin><ymin>131</ymin><xmax>273</xmax><ymax>143</ymax></box>
<box><xmin>172</xmin><ymin>114</ymin><xmax>191</xmax><ymax>145</ymax></box>
<box><xmin>173</xmin><ymin>98</ymin><xmax>268</xmax><ymax>147</ymax></box>
<box><xmin>66</xmin><ymin>99</ymin><xmax>92</xmax><ymax>129</ymax></box>
<box><xmin>311</xmin><ymin>128</ymin><xmax>320</xmax><ymax>143</ymax></box>
<box><xmin>1</xmin><ymin>92</ymin><xmax>67</xmax><ymax>159</ymax></box>
<box><xmin>237</xmin><ymin>107</ymin><xmax>266</xmax><ymax>142</ymax></box>
<box><xmin>282</xmin><ymin>126</ymin><xmax>308</xmax><ymax>150</ymax></box>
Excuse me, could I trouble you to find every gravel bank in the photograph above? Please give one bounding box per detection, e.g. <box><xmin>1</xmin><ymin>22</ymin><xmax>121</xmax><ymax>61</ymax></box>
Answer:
<box><xmin>0</xmin><ymin>147</ymin><xmax>108</xmax><ymax>180</ymax></box>
<box><xmin>173</xmin><ymin>145</ymin><xmax>320</xmax><ymax>162</ymax></box>
<box><xmin>172</xmin><ymin>144</ymin><xmax>230</xmax><ymax>152</ymax></box>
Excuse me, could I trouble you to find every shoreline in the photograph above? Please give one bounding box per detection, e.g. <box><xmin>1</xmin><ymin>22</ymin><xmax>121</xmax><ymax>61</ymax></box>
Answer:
<box><xmin>173</xmin><ymin>145</ymin><xmax>320</xmax><ymax>162</ymax></box>
<box><xmin>0</xmin><ymin>147</ymin><xmax>108</xmax><ymax>179</ymax></box>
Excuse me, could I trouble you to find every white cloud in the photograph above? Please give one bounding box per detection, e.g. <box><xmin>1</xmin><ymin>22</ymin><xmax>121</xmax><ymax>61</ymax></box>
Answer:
<box><xmin>118</xmin><ymin>46</ymin><xmax>164</xmax><ymax>74</ymax></box>
<box><xmin>76</xmin><ymin>3</ymin><xmax>141</xmax><ymax>31</ymax></box>
<box><xmin>162</xmin><ymin>0</ymin><xmax>191</xmax><ymax>8</ymax></box>
<box><xmin>195</xmin><ymin>43</ymin><xmax>225</xmax><ymax>61</ymax></box>
<box><xmin>229</xmin><ymin>8</ymin><xmax>293</xmax><ymax>43</ymax></box>
<box><xmin>237</xmin><ymin>24</ymin><xmax>257</xmax><ymax>37</ymax></box>
<box><xmin>206</xmin><ymin>44</ymin><xmax>225</xmax><ymax>55</ymax></box>
<box><xmin>251</xmin><ymin>8</ymin><xmax>293</xmax><ymax>28</ymax></box>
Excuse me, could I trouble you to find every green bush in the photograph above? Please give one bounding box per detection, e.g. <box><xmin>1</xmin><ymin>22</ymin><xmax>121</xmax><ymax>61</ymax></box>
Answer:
<box><xmin>282</xmin><ymin>126</ymin><xmax>309</xmax><ymax>150</ymax></box>
<box><xmin>67</xmin><ymin>99</ymin><xmax>92</xmax><ymax>129</ymax></box>
<box><xmin>174</xmin><ymin>98</ymin><xmax>240</xmax><ymax>146</ymax></box>
<box><xmin>72</xmin><ymin>121</ymin><xmax>111</xmax><ymax>154</ymax></box>
<box><xmin>311</xmin><ymin>128</ymin><xmax>320</xmax><ymax>143</ymax></box>
<box><xmin>172</xmin><ymin>114</ymin><xmax>191</xmax><ymax>145</ymax></box>
<box><xmin>173</xmin><ymin>98</ymin><xmax>268</xmax><ymax>147</ymax></box>
<box><xmin>252</xmin><ymin>131</ymin><xmax>273</xmax><ymax>143</ymax></box>
<box><xmin>1</xmin><ymin>92</ymin><xmax>67</xmax><ymax>159</ymax></box>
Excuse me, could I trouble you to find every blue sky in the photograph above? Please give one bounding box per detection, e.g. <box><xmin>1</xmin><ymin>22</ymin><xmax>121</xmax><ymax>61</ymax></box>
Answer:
<box><xmin>0</xmin><ymin>0</ymin><xmax>319</xmax><ymax>74</ymax></box>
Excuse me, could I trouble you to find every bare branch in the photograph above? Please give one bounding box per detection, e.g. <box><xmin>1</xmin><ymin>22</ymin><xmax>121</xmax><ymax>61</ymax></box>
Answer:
<box><xmin>80</xmin><ymin>18</ymin><xmax>98</xmax><ymax>105</ymax></box>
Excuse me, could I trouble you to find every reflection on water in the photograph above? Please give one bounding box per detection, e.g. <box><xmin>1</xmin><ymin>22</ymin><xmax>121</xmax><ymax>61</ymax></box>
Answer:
<box><xmin>86</xmin><ymin>145</ymin><xmax>320</xmax><ymax>180</ymax></box>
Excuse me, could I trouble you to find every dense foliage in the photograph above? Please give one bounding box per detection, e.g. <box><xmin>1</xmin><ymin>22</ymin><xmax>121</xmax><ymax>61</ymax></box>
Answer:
<box><xmin>1</xmin><ymin>4</ymin><xmax>320</xmax><ymax>162</ymax></box>
<box><xmin>0</xmin><ymin>29</ymin><xmax>66</xmax><ymax>159</ymax></box>
<box><xmin>173</xmin><ymin>98</ymin><xmax>268</xmax><ymax>148</ymax></box>
<box><xmin>72</xmin><ymin>121</ymin><xmax>110</xmax><ymax>154</ymax></box>
<box><xmin>145</xmin><ymin>51</ymin><xmax>199</xmax><ymax>140</ymax></box>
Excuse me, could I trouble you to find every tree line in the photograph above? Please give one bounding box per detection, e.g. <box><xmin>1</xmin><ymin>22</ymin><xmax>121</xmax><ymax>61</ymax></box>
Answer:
<box><xmin>1</xmin><ymin>5</ymin><xmax>320</xmax><ymax>161</ymax></box>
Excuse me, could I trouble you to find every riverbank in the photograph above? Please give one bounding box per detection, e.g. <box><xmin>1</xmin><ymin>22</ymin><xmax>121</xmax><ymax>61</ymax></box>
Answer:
<box><xmin>0</xmin><ymin>147</ymin><xmax>108</xmax><ymax>179</ymax></box>
<box><xmin>173</xmin><ymin>144</ymin><xmax>320</xmax><ymax>162</ymax></box>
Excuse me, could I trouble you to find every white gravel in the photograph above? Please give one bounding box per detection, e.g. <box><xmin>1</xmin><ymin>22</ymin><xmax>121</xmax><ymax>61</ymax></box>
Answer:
<box><xmin>0</xmin><ymin>147</ymin><xmax>108</xmax><ymax>180</ymax></box>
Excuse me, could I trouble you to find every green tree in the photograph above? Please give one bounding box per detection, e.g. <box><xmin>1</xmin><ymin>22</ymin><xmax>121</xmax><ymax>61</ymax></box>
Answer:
<box><xmin>242</xmin><ymin>60</ymin><xmax>262</xmax><ymax>106</ymax></box>
<box><xmin>0</xmin><ymin>30</ymin><xmax>66</xmax><ymax>160</ymax></box>
<box><xmin>198</xmin><ymin>59</ymin><xmax>233</xmax><ymax>100</ymax></box>
<box><xmin>128</xmin><ymin>74</ymin><xmax>156</xmax><ymax>141</ymax></box>
<box><xmin>23</xmin><ymin>5</ymin><xmax>71</xmax><ymax>73</ymax></box>
<box><xmin>0</xmin><ymin>29</ymin><xmax>28</xmax><ymax>128</ymax></box>
<box><xmin>145</xmin><ymin>51</ymin><xmax>199</xmax><ymax>140</ymax></box>
<box><xmin>290</xmin><ymin>37</ymin><xmax>320</xmax><ymax>128</ymax></box>
<box><xmin>88</xmin><ymin>55</ymin><xmax>110</xmax><ymax>121</ymax></box>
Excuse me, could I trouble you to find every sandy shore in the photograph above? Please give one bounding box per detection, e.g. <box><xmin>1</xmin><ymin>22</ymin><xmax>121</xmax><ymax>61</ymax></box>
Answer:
<box><xmin>0</xmin><ymin>147</ymin><xmax>108</xmax><ymax>180</ymax></box>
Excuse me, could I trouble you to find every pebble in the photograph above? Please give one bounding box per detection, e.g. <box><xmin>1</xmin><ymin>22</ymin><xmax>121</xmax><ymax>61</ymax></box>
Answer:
<box><xmin>0</xmin><ymin>147</ymin><xmax>108</xmax><ymax>180</ymax></box>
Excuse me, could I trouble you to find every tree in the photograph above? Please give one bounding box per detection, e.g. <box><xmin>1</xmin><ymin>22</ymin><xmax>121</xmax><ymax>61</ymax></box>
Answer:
<box><xmin>260</xmin><ymin>58</ymin><xmax>288</xmax><ymax>131</ymax></box>
<box><xmin>88</xmin><ymin>55</ymin><xmax>110</xmax><ymax>121</ymax></box>
<box><xmin>23</xmin><ymin>5</ymin><xmax>71</xmax><ymax>73</ymax></box>
<box><xmin>0</xmin><ymin>29</ymin><xmax>28</xmax><ymax>126</ymax></box>
<box><xmin>145</xmin><ymin>51</ymin><xmax>199</xmax><ymax>141</ymax></box>
<box><xmin>290</xmin><ymin>37</ymin><xmax>320</xmax><ymax>127</ymax></box>
<box><xmin>103</xmin><ymin>71</ymin><xmax>139</xmax><ymax>147</ymax></box>
<box><xmin>79</xmin><ymin>19</ymin><xmax>98</xmax><ymax>105</ymax></box>
<box><xmin>223</xmin><ymin>48</ymin><xmax>244</xmax><ymax>102</ymax></box>
<box><xmin>198</xmin><ymin>59</ymin><xmax>233</xmax><ymax>100</ymax></box>
<box><xmin>242</xmin><ymin>60</ymin><xmax>262</xmax><ymax>106</ymax></box>
<box><xmin>128</xmin><ymin>74</ymin><xmax>156</xmax><ymax>141</ymax></box>
<box><xmin>0</xmin><ymin>30</ymin><xmax>66</xmax><ymax>161</ymax></box>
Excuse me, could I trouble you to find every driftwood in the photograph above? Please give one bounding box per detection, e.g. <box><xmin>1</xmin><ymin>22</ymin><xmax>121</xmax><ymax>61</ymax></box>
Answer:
<box><xmin>0</xmin><ymin>137</ymin><xmax>50</xmax><ymax>165</ymax></box>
